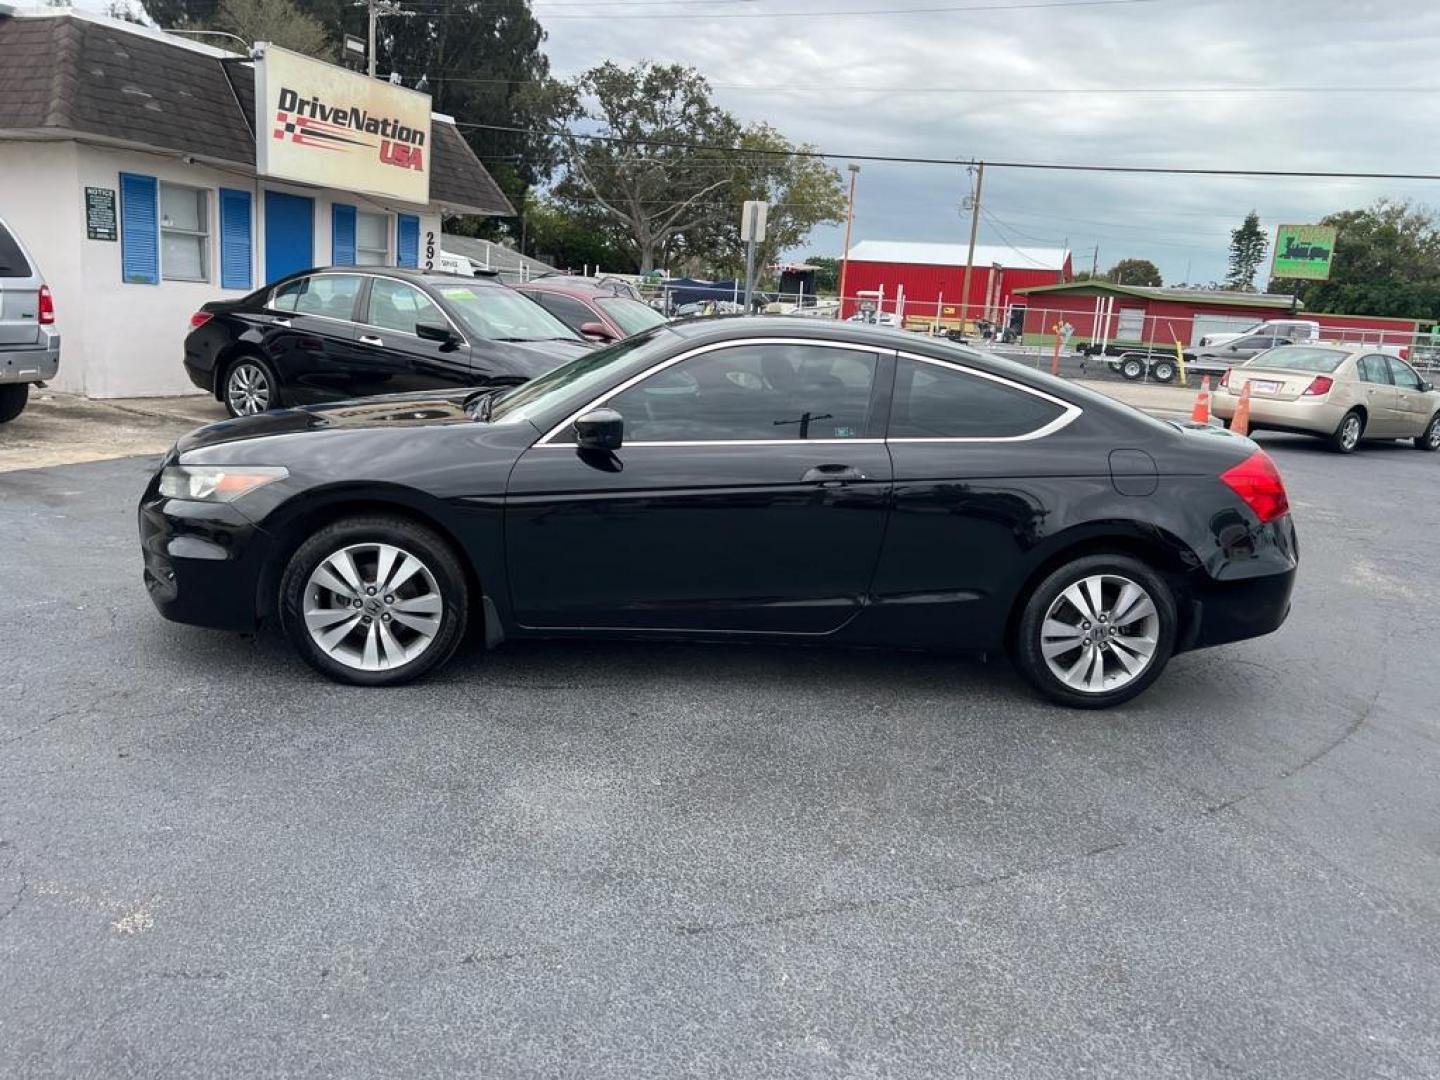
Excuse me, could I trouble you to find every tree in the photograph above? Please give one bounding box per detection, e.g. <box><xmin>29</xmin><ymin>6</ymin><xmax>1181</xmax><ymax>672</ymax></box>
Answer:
<box><xmin>1269</xmin><ymin>199</ymin><xmax>1440</xmax><ymax>318</ymax></box>
<box><xmin>515</xmin><ymin>195</ymin><xmax>630</xmax><ymax>273</ymax></box>
<box><xmin>216</xmin><ymin>0</ymin><xmax>329</xmax><ymax>57</ymax></box>
<box><xmin>807</xmin><ymin>256</ymin><xmax>840</xmax><ymax>293</ymax></box>
<box><xmin>1226</xmin><ymin>210</ymin><xmax>1268</xmax><ymax>291</ymax></box>
<box><xmin>1106</xmin><ymin>258</ymin><xmax>1162</xmax><ymax>286</ymax></box>
<box><xmin>551</xmin><ymin>62</ymin><xmax>744</xmax><ymax>273</ymax></box>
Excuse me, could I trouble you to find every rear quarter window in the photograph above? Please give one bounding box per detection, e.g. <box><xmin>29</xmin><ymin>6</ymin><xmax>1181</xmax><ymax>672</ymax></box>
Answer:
<box><xmin>890</xmin><ymin>358</ymin><xmax>1066</xmax><ymax>438</ymax></box>
<box><xmin>0</xmin><ymin>223</ymin><xmax>32</xmax><ymax>278</ymax></box>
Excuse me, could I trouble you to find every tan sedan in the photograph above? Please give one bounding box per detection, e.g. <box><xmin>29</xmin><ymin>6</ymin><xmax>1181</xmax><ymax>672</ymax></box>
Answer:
<box><xmin>1212</xmin><ymin>345</ymin><xmax>1440</xmax><ymax>454</ymax></box>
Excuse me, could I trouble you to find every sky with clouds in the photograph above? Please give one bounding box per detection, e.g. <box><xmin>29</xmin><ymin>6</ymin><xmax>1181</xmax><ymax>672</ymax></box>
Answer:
<box><xmin>527</xmin><ymin>0</ymin><xmax>1440</xmax><ymax>283</ymax></box>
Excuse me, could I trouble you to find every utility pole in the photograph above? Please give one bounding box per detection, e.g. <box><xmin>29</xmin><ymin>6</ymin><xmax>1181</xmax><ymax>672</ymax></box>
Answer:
<box><xmin>958</xmin><ymin>160</ymin><xmax>983</xmax><ymax>339</ymax></box>
<box><xmin>362</xmin><ymin>0</ymin><xmax>407</xmax><ymax>78</ymax></box>
<box><xmin>1091</xmin><ymin>244</ymin><xmax>1100</xmax><ymax>278</ymax></box>
<box><xmin>837</xmin><ymin>163</ymin><xmax>860</xmax><ymax>317</ymax></box>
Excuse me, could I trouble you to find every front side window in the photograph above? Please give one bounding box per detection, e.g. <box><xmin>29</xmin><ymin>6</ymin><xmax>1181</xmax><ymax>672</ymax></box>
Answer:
<box><xmin>1387</xmin><ymin>356</ymin><xmax>1424</xmax><ymax>390</ymax></box>
<box><xmin>602</xmin><ymin>343</ymin><xmax>879</xmax><ymax>443</ymax></box>
<box><xmin>160</xmin><ymin>183</ymin><xmax>209</xmax><ymax>282</ymax></box>
<box><xmin>356</xmin><ymin>211</ymin><xmax>389</xmax><ymax>265</ymax></box>
<box><xmin>534</xmin><ymin>292</ymin><xmax>599</xmax><ymax>334</ymax></box>
<box><xmin>288</xmin><ymin>274</ymin><xmax>362</xmax><ymax>320</ymax></box>
<box><xmin>438</xmin><ymin>283</ymin><xmax>577</xmax><ymax>342</ymax></box>
<box><xmin>367</xmin><ymin>278</ymin><xmax>446</xmax><ymax>335</ymax></box>
<box><xmin>889</xmin><ymin>358</ymin><xmax>1065</xmax><ymax>439</ymax></box>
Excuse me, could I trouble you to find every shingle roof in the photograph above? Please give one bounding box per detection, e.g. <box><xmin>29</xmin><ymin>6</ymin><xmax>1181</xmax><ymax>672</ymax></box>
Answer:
<box><xmin>846</xmin><ymin>239</ymin><xmax>1071</xmax><ymax>272</ymax></box>
<box><xmin>440</xmin><ymin>234</ymin><xmax>555</xmax><ymax>276</ymax></box>
<box><xmin>0</xmin><ymin>10</ymin><xmax>513</xmax><ymax>216</ymax></box>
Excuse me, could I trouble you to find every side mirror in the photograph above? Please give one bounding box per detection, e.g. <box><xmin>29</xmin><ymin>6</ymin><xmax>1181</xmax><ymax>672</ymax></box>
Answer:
<box><xmin>1422</xmin><ymin>380</ymin><xmax>1435</xmax><ymax>393</ymax></box>
<box><xmin>579</xmin><ymin>321</ymin><xmax>618</xmax><ymax>342</ymax></box>
<box><xmin>416</xmin><ymin>322</ymin><xmax>461</xmax><ymax>349</ymax></box>
<box><xmin>574</xmin><ymin>408</ymin><xmax>623</xmax><ymax>451</ymax></box>
<box><xmin>1228</xmin><ymin>344</ymin><xmax>1239</xmax><ymax>352</ymax></box>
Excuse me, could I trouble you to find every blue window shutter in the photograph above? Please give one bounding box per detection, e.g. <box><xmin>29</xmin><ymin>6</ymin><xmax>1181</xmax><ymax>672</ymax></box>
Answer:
<box><xmin>119</xmin><ymin>172</ymin><xmax>159</xmax><ymax>285</ymax></box>
<box><xmin>332</xmin><ymin>204</ymin><xmax>357</xmax><ymax>266</ymax></box>
<box><xmin>397</xmin><ymin>214</ymin><xmax>419</xmax><ymax>267</ymax></box>
<box><xmin>218</xmin><ymin>188</ymin><xmax>253</xmax><ymax>290</ymax></box>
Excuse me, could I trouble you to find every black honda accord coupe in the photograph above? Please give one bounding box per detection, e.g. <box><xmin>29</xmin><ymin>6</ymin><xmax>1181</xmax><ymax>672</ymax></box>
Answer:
<box><xmin>140</xmin><ymin>318</ymin><xmax>1297</xmax><ymax>708</ymax></box>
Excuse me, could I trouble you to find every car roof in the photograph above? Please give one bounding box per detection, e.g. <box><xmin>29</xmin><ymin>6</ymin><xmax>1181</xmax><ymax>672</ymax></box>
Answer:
<box><xmin>664</xmin><ymin>315</ymin><xmax>933</xmax><ymax>351</ymax></box>
<box><xmin>515</xmin><ymin>277</ymin><xmax>638</xmax><ymax>298</ymax></box>
<box><xmin>293</xmin><ymin>266</ymin><xmax>505</xmax><ymax>287</ymax></box>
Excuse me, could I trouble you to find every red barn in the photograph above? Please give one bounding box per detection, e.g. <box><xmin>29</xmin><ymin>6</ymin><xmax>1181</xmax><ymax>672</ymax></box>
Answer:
<box><xmin>841</xmin><ymin>240</ymin><xmax>1072</xmax><ymax>323</ymax></box>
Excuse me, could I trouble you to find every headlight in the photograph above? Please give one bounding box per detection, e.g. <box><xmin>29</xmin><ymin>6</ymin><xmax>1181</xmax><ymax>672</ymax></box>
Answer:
<box><xmin>159</xmin><ymin>465</ymin><xmax>288</xmax><ymax>502</ymax></box>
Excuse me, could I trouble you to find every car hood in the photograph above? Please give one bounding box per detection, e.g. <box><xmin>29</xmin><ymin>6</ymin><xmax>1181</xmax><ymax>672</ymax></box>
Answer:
<box><xmin>176</xmin><ymin>388</ymin><xmax>481</xmax><ymax>455</ymax></box>
<box><xmin>485</xmin><ymin>336</ymin><xmax>593</xmax><ymax>375</ymax></box>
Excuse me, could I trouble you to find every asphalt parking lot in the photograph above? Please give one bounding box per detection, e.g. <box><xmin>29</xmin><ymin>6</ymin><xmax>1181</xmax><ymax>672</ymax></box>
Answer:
<box><xmin>3</xmin><ymin>436</ymin><xmax>1440</xmax><ymax>1078</ymax></box>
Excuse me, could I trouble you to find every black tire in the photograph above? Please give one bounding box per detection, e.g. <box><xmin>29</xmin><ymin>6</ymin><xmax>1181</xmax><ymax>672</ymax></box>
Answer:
<box><xmin>1120</xmin><ymin>357</ymin><xmax>1145</xmax><ymax>381</ymax></box>
<box><xmin>1415</xmin><ymin>413</ymin><xmax>1440</xmax><ymax>452</ymax></box>
<box><xmin>1329</xmin><ymin>409</ymin><xmax>1364</xmax><ymax>454</ymax></box>
<box><xmin>222</xmin><ymin>353</ymin><xmax>282</xmax><ymax>418</ymax></box>
<box><xmin>1012</xmin><ymin>553</ymin><xmax>1178</xmax><ymax>709</ymax></box>
<box><xmin>0</xmin><ymin>383</ymin><xmax>28</xmax><ymax>424</ymax></box>
<box><xmin>279</xmin><ymin>515</ymin><xmax>469</xmax><ymax>686</ymax></box>
<box><xmin>1151</xmin><ymin>360</ymin><xmax>1177</xmax><ymax>384</ymax></box>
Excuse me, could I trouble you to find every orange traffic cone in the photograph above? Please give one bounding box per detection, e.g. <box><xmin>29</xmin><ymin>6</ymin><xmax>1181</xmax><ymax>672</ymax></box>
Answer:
<box><xmin>1231</xmin><ymin>380</ymin><xmax>1253</xmax><ymax>437</ymax></box>
<box><xmin>1191</xmin><ymin>375</ymin><xmax>1211</xmax><ymax>424</ymax></box>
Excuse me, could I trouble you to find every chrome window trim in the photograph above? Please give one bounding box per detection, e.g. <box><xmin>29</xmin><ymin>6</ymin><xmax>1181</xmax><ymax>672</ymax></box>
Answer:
<box><xmin>536</xmin><ymin>337</ymin><xmax>896</xmax><ymax>447</ymax></box>
<box><xmin>360</xmin><ymin>277</ymin><xmax>469</xmax><ymax>347</ymax></box>
<box><xmin>267</xmin><ymin>270</ymin><xmax>469</xmax><ymax>346</ymax></box>
<box><xmin>884</xmin><ymin>350</ymin><xmax>1083</xmax><ymax>443</ymax></box>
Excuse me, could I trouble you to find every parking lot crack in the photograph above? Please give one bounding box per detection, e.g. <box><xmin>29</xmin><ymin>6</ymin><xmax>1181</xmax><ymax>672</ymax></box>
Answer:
<box><xmin>674</xmin><ymin>840</ymin><xmax>1127</xmax><ymax>937</ymax></box>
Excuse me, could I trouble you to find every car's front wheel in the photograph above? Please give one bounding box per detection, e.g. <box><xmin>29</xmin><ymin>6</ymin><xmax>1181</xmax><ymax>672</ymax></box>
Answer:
<box><xmin>1415</xmin><ymin>412</ymin><xmax>1440</xmax><ymax>452</ymax></box>
<box><xmin>223</xmin><ymin>354</ymin><xmax>281</xmax><ymax>417</ymax></box>
<box><xmin>279</xmin><ymin>516</ymin><xmax>469</xmax><ymax>686</ymax></box>
<box><xmin>1013</xmin><ymin>554</ymin><xmax>1178</xmax><ymax>709</ymax></box>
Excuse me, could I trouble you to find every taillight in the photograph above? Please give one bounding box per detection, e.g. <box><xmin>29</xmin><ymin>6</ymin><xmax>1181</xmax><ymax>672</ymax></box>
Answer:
<box><xmin>1221</xmin><ymin>450</ymin><xmax>1290</xmax><ymax>524</ymax></box>
<box><xmin>1302</xmin><ymin>375</ymin><xmax>1333</xmax><ymax>396</ymax></box>
<box><xmin>189</xmin><ymin>311</ymin><xmax>213</xmax><ymax>331</ymax></box>
<box><xmin>1399</xmin><ymin>347</ymin><xmax>1409</xmax><ymax>361</ymax></box>
<box><xmin>1219</xmin><ymin>368</ymin><xmax>1231</xmax><ymax>388</ymax></box>
<box><xmin>37</xmin><ymin>284</ymin><xmax>54</xmax><ymax>325</ymax></box>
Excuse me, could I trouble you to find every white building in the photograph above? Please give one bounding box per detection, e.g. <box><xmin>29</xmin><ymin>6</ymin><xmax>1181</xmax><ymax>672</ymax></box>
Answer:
<box><xmin>0</xmin><ymin>7</ymin><xmax>513</xmax><ymax>398</ymax></box>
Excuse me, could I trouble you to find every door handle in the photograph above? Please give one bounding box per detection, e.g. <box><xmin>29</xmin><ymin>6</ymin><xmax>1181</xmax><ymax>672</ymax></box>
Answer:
<box><xmin>802</xmin><ymin>464</ymin><xmax>866</xmax><ymax>485</ymax></box>
<box><xmin>359</xmin><ymin>334</ymin><xmax>384</xmax><ymax>346</ymax></box>
<box><xmin>271</xmin><ymin>317</ymin><xmax>292</xmax><ymax>328</ymax></box>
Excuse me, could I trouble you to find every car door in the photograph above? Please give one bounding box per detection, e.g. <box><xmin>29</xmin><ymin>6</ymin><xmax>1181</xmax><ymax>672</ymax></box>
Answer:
<box><xmin>1386</xmin><ymin>356</ymin><xmax>1433</xmax><ymax>436</ymax></box>
<box><xmin>1355</xmin><ymin>354</ymin><xmax>1399</xmax><ymax>436</ymax></box>
<box><xmin>342</xmin><ymin>276</ymin><xmax>475</xmax><ymax>395</ymax></box>
<box><xmin>262</xmin><ymin>273</ymin><xmax>363</xmax><ymax>403</ymax></box>
<box><xmin>865</xmin><ymin>353</ymin><xmax>1082</xmax><ymax>650</ymax></box>
<box><xmin>504</xmin><ymin>338</ymin><xmax>894</xmax><ymax>633</ymax></box>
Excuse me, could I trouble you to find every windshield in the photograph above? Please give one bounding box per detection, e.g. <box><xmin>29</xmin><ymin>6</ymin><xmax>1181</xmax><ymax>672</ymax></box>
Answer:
<box><xmin>487</xmin><ymin>327</ymin><xmax>672</xmax><ymax>424</ymax></box>
<box><xmin>435</xmin><ymin>283</ymin><xmax>579</xmax><ymax>342</ymax></box>
<box><xmin>1246</xmin><ymin>347</ymin><xmax>1347</xmax><ymax>373</ymax></box>
<box><xmin>598</xmin><ymin>297</ymin><xmax>668</xmax><ymax>336</ymax></box>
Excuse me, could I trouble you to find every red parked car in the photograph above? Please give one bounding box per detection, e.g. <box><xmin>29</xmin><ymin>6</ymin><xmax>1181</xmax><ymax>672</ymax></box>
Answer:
<box><xmin>512</xmin><ymin>276</ymin><xmax>668</xmax><ymax>342</ymax></box>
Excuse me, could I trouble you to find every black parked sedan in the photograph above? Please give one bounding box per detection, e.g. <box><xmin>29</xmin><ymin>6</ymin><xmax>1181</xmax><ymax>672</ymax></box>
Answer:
<box><xmin>184</xmin><ymin>267</ymin><xmax>592</xmax><ymax>417</ymax></box>
<box><xmin>141</xmin><ymin>318</ymin><xmax>1297</xmax><ymax>708</ymax></box>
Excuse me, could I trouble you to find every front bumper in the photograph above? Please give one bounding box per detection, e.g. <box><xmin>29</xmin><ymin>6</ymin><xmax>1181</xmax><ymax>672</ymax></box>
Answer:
<box><xmin>1211</xmin><ymin>390</ymin><xmax>1344</xmax><ymax>435</ymax></box>
<box><xmin>0</xmin><ymin>328</ymin><xmax>60</xmax><ymax>384</ymax></box>
<box><xmin>138</xmin><ymin>477</ymin><xmax>270</xmax><ymax>632</ymax></box>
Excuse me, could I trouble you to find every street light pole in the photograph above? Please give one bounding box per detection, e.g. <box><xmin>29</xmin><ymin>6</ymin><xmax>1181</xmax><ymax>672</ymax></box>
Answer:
<box><xmin>837</xmin><ymin>163</ymin><xmax>860</xmax><ymax>318</ymax></box>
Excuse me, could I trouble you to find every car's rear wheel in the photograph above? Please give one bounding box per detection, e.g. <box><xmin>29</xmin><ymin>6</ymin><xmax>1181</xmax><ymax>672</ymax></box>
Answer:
<box><xmin>1330</xmin><ymin>409</ymin><xmax>1364</xmax><ymax>454</ymax></box>
<box><xmin>223</xmin><ymin>355</ymin><xmax>281</xmax><ymax>417</ymax></box>
<box><xmin>1415</xmin><ymin>413</ymin><xmax>1440</xmax><ymax>451</ymax></box>
<box><xmin>1013</xmin><ymin>554</ymin><xmax>1177</xmax><ymax>709</ymax></box>
<box><xmin>0</xmin><ymin>383</ymin><xmax>29</xmax><ymax>424</ymax></box>
<box><xmin>279</xmin><ymin>516</ymin><xmax>469</xmax><ymax>686</ymax></box>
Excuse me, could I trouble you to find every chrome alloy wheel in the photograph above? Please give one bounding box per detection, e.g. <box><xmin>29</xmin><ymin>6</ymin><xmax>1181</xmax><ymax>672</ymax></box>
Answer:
<box><xmin>1427</xmin><ymin>416</ymin><xmax>1440</xmax><ymax>449</ymax></box>
<box><xmin>227</xmin><ymin>361</ymin><xmax>271</xmax><ymax>415</ymax></box>
<box><xmin>303</xmin><ymin>543</ymin><xmax>444</xmax><ymax>672</ymax></box>
<box><xmin>1340</xmin><ymin>413</ymin><xmax>1362</xmax><ymax>451</ymax></box>
<box><xmin>1040</xmin><ymin>574</ymin><xmax>1160</xmax><ymax>694</ymax></box>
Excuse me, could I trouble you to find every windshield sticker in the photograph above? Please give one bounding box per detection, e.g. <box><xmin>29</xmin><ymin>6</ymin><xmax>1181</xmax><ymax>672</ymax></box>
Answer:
<box><xmin>441</xmin><ymin>288</ymin><xmax>478</xmax><ymax>301</ymax></box>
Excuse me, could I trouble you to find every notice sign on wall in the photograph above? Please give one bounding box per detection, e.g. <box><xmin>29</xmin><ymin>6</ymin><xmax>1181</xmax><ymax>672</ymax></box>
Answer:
<box><xmin>254</xmin><ymin>43</ymin><xmax>432</xmax><ymax>205</ymax></box>
<box><xmin>85</xmin><ymin>187</ymin><xmax>117</xmax><ymax>241</ymax></box>
<box><xmin>1272</xmin><ymin>224</ymin><xmax>1338</xmax><ymax>281</ymax></box>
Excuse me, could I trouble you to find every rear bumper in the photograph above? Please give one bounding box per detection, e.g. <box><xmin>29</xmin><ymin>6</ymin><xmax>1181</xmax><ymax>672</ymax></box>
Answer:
<box><xmin>138</xmin><ymin>482</ymin><xmax>268</xmax><ymax>632</ymax></box>
<box><xmin>1211</xmin><ymin>391</ymin><xmax>1344</xmax><ymax>434</ymax></box>
<box><xmin>1181</xmin><ymin>513</ymin><xmax>1298</xmax><ymax>651</ymax></box>
<box><xmin>0</xmin><ymin>329</ymin><xmax>59</xmax><ymax>384</ymax></box>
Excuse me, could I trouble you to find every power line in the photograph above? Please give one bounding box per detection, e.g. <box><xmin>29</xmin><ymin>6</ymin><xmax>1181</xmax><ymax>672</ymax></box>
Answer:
<box><xmin>453</xmin><ymin>122</ymin><xmax>1440</xmax><ymax>181</ymax></box>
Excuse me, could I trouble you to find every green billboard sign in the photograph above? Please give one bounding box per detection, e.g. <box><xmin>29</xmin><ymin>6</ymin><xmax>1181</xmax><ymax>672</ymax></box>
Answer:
<box><xmin>1272</xmin><ymin>224</ymin><xmax>1337</xmax><ymax>281</ymax></box>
